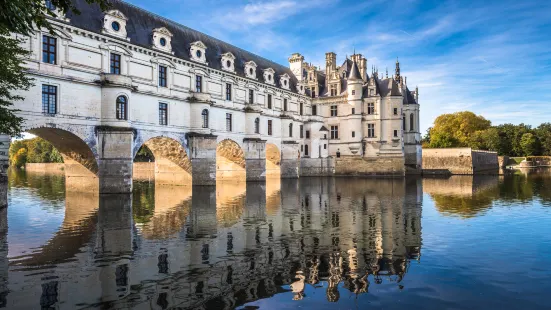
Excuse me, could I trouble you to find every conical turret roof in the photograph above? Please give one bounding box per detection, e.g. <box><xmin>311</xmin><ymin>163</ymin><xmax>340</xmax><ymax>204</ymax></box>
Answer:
<box><xmin>348</xmin><ymin>60</ymin><xmax>361</xmax><ymax>81</ymax></box>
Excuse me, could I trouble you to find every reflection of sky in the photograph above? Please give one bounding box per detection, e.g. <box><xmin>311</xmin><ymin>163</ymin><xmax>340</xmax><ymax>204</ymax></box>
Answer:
<box><xmin>7</xmin><ymin>188</ymin><xmax>65</xmax><ymax>258</ymax></box>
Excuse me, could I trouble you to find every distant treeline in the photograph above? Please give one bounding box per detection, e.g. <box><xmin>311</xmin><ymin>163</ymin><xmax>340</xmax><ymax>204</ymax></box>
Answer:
<box><xmin>9</xmin><ymin>137</ymin><xmax>63</xmax><ymax>168</ymax></box>
<box><xmin>8</xmin><ymin>137</ymin><xmax>155</xmax><ymax>168</ymax></box>
<box><xmin>423</xmin><ymin>111</ymin><xmax>551</xmax><ymax>157</ymax></box>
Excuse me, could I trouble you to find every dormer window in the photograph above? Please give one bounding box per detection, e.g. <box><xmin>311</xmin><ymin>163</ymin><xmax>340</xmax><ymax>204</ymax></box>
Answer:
<box><xmin>102</xmin><ymin>10</ymin><xmax>129</xmax><ymax>41</ymax></box>
<box><xmin>245</xmin><ymin>61</ymin><xmax>257</xmax><ymax>79</ymax></box>
<box><xmin>221</xmin><ymin>52</ymin><xmax>236</xmax><ymax>73</ymax></box>
<box><xmin>190</xmin><ymin>41</ymin><xmax>207</xmax><ymax>63</ymax></box>
<box><xmin>152</xmin><ymin>27</ymin><xmax>173</xmax><ymax>54</ymax></box>
<box><xmin>263</xmin><ymin>68</ymin><xmax>275</xmax><ymax>85</ymax></box>
<box><xmin>280</xmin><ymin>73</ymin><xmax>290</xmax><ymax>90</ymax></box>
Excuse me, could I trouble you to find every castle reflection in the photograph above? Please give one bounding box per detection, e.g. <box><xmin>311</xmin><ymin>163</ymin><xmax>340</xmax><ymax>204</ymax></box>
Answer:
<box><xmin>3</xmin><ymin>171</ymin><xmax>424</xmax><ymax>309</ymax></box>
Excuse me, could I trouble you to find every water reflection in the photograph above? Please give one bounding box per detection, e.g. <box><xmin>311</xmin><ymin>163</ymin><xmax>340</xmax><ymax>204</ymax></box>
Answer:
<box><xmin>3</xmin><ymin>168</ymin><xmax>551</xmax><ymax>309</ymax></box>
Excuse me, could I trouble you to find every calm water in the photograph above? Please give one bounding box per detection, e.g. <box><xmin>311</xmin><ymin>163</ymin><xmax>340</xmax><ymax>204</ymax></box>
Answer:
<box><xmin>2</xmin><ymin>169</ymin><xmax>551</xmax><ymax>309</ymax></box>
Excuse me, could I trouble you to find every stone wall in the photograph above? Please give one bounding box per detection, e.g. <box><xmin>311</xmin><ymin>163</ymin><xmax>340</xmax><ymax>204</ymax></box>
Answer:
<box><xmin>24</xmin><ymin>163</ymin><xmax>65</xmax><ymax>174</ymax></box>
<box><xmin>423</xmin><ymin>148</ymin><xmax>498</xmax><ymax>175</ymax></box>
<box><xmin>334</xmin><ymin>156</ymin><xmax>405</xmax><ymax>176</ymax></box>
<box><xmin>300</xmin><ymin>157</ymin><xmax>335</xmax><ymax>177</ymax></box>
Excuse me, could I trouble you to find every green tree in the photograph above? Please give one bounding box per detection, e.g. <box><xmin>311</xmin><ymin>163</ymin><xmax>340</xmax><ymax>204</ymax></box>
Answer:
<box><xmin>12</xmin><ymin>148</ymin><xmax>28</xmax><ymax>168</ymax></box>
<box><xmin>0</xmin><ymin>0</ymin><xmax>110</xmax><ymax>136</ymax></box>
<box><xmin>428</xmin><ymin>112</ymin><xmax>491</xmax><ymax>148</ymax></box>
<box><xmin>520</xmin><ymin>132</ymin><xmax>538</xmax><ymax>156</ymax></box>
<box><xmin>534</xmin><ymin>123</ymin><xmax>551</xmax><ymax>156</ymax></box>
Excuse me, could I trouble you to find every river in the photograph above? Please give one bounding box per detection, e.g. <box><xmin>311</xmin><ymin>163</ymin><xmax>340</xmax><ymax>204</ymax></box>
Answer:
<box><xmin>2</xmin><ymin>169</ymin><xmax>550</xmax><ymax>309</ymax></box>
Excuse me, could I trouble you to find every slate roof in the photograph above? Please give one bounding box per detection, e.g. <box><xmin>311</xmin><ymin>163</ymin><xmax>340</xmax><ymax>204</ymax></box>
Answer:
<box><xmin>406</xmin><ymin>87</ymin><xmax>417</xmax><ymax>104</ymax></box>
<box><xmin>348</xmin><ymin>61</ymin><xmax>361</xmax><ymax>80</ymax></box>
<box><xmin>66</xmin><ymin>0</ymin><xmax>301</xmax><ymax>93</ymax></box>
<box><xmin>376</xmin><ymin>78</ymin><xmax>402</xmax><ymax>97</ymax></box>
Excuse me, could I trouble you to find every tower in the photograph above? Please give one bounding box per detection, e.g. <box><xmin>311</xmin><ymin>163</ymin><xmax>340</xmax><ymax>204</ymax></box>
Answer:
<box><xmin>289</xmin><ymin>53</ymin><xmax>305</xmax><ymax>80</ymax></box>
<box><xmin>347</xmin><ymin>60</ymin><xmax>363</xmax><ymax>106</ymax></box>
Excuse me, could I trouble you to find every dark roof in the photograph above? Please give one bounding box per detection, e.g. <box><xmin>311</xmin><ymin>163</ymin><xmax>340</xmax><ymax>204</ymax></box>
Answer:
<box><xmin>66</xmin><ymin>0</ymin><xmax>300</xmax><ymax>93</ymax></box>
<box><xmin>348</xmin><ymin>61</ymin><xmax>361</xmax><ymax>80</ymax></box>
<box><xmin>319</xmin><ymin>126</ymin><xmax>329</xmax><ymax>131</ymax></box>
<box><xmin>376</xmin><ymin>78</ymin><xmax>402</xmax><ymax>97</ymax></box>
<box><xmin>337</xmin><ymin>58</ymin><xmax>352</xmax><ymax>78</ymax></box>
<box><xmin>406</xmin><ymin>87</ymin><xmax>418</xmax><ymax>104</ymax></box>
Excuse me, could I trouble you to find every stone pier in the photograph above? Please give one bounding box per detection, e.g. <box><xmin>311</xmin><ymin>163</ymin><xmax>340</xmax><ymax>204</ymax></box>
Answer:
<box><xmin>97</xmin><ymin>128</ymin><xmax>134</xmax><ymax>193</ymax></box>
<box><xmin>280</xmin><ymin>142</ymin><xmax>300</xmax><ymax>179</ymax></box>
<box><xmin>243</xmin><ymin>139</ymin><xmax>267</xmax><ymax>182</ymax></box>
<box><xmin>0</xmin><ymin>135</ymin><xmax>9</xmax><ymax>209</ymax></box>
<box><xmin>189</xmin><ymin>186</ymin><xmax>217</xmax><ymax>238</ymax></box>
<box><xmin>188</xmin><ymin>133</ymin><xmax>218</xmax><ymax>186</ymax></box>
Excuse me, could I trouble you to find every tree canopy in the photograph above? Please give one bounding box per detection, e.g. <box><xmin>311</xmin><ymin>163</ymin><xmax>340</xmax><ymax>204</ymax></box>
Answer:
<box><xmin>9</xmin><ymin>137</ymin><xmax>63</xmax><ymax>168</ymax></box>
<box><xmin>0</xmin><ymin>0</ymin><xmax>110</xmax><ymax>136</ymax></box>
<box><xmin>424</xmin><ymin>111</ymin><xmax>551</xmax><ymax>156</ymax></box>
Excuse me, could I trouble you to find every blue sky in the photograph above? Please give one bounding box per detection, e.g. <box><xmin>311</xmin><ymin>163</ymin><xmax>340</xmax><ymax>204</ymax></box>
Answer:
<box><xmin>126</xmin><ymin>0</ymin><xmax>551</xmax><ymax>133</ymax></box>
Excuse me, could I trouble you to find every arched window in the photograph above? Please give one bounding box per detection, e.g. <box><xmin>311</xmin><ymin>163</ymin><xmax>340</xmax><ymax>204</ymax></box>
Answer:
<box><xmin>410</xmin><ymin>113</ymin><xmax>414</xmax><ymax>131</ymax></box>
<box><xmin>403</xmin><ymin>115</ymin><xmax>406</xmax><ymax>131</ymax></box>
<box><xmin>289</xmin><ymin>123</ymin><xmax>293</xmax><ymax>137</ymax></box>
<box><xmin>202</xmin><ymin>109</ymin><xmax>209</xmax><ymax>128</ymax></box>
<box><xmin>255</xmin><ymin>118</ymin><xmax>260</xmax><ymax>134</ymax></box>
<box><xmin>116</xmin><ymin>95</ymin><xmax>127</xmax><ymax>120</ymax></box>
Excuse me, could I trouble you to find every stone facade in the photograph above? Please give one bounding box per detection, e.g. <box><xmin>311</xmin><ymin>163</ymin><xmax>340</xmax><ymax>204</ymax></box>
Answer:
<box><xmin>423</xmin><ymin>148</ymin><xmax>499</xmax><ymax>175</ymax></box>
<box><xmin>2</xmin><ymin>0</ymin><xmax>423</xmax><ymax>193</ymax></box>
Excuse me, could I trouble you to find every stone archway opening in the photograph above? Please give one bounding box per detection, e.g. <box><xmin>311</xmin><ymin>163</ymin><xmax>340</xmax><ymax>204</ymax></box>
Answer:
<box><xmin>136</xmin><ymin>137</ymin><xmax>192</xmax><ymax>186</ymax></box>
<box><xmin>12</xmin><ymin>127</ymin><xmax>100</xmax><ymax>192</ymax></box>
<box><xmin>266</xmin><ymin>143</ymin><xmax>281</xmax><ymax>179</ymax></box>
<box><xmin>216</xmin><ymin>139</ymin><xmax>246</xmax><ymax>182</ymax></box>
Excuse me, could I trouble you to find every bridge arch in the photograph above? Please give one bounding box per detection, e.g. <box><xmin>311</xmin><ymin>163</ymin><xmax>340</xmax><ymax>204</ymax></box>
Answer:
<box><xmin>24</xmin><ymin>125</ymin><xmax>99</xmax><ymax>191</ymax></box>
<box><xmin>216</xmin><ymin>139</ymin><xmax>246</xmax><ymax>182</ymax></box>
<box><xmin>135</xmin><ymin>135</ymin><xmax>192</xmax><ymax>185</ymax></box>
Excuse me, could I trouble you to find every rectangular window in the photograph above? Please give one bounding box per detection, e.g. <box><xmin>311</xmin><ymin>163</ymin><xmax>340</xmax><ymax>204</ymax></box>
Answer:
<box><xmin>324</xmin><ymin>144</ymin><xmax>327</xmax><ymax>150</ymax></box>
<box><xmin>300</xmin><ymin>103</ymin><xmax>303</xmax><ymax>115</ymax></box>
<box><xmin>352</xmin><ymin>90</ymin><xmax>356</xmax><ymax>95</ymax></box>
<box><xmin>393</xmin><ymin>108</ymin><xmax>398</xmax><ymax>115</ymax></box>
<box><xmin>226</xmin><ymin>83</ymin><xmax>232</xmax><ymax>101</ymax></box>
<box><xmin>352</xmin><ymin>131</ymin><xmax>355</xmax><ymax>138</ymax></box>
<box><xmin>312</xmin><ymin>105</ymin><xmax>317</xmax><ymax>115</ymax></box>
<box><xmin>368</xmin><ymin>123</ymin><xmax>375</xmax><ymax>138</ymax></box>
<box><xmin>300</xmin><ymin>125</ymin><xmax>304</xmax><ymax>138</ymax></box>
<box><xmin>394</xmin><ymin>129</ymin><xmax>398</xmax><ymax>137</ymax></box>
<box><xmin>330</xmin><ymin>126</ymin><xmax>339</xmax><ymax>139</ymax></box>
<box><xmin>330</xmin><ymin>105</ymin><xmax>338</xmax><ymax>117</ymax></box>
<box><xmin>226</xmin><ymin>113</ymin><xmax>232</xmax><ymax>131</ymax></box>
<box><xmin>284</xmin><ymin>99</ymin><xmax>288</xmax><ymax>111</ymax></box>
<box><xmin>196</xmin><ymin>75</ymin><xmax>202</xmax><ymax>92</ymax></box>
<box><xmin>312</xmin><ymin>88</ymin><xmax>316</xmax><ymax>98</ymax></box>
<box><xmin>330</xmin><ymin>84</ymin><xmax>337</xmax><ymax>96</ymax></box>
<box><xmin>267</xmin><ymin>94</ymin><xmax>272</xmax><ymax>109</ymax></box>
<box><xmin>249</xmin><ymin>89</ymin><xmax>254</xmax><ymax>104</ymax></box>
<box><xmin>301</xmin><ymin>145</ymin><xmax>304</xmax><ymax>152</ymax></box>
<box><xmin>268</xmin><ymin>120</ymin><xmax>273</xmax><ymax>136</ymax></box>
<box><xmin>305</xmin><ymin>130</ymin><xmax>310</xmax><ymax>139</ymax></box>
<box><xmin>42</xmin><ymin>85</ymin><xmax>57</xmax><ymax>114</ymax></box>
<box><xmin>351</xmin><ymin>108</ymin><xmax>355</xmax><ymax>114</ymax></box>
<box><xmin>110</xmin><ymin>53</ymin><xmax>121</xmax><ymax>74</ymax></box>
<box><xmin>159</xmin><ymin>65</ymin><xmax>167</xmax><ymax>87</ymax></box>
<box><xmin>159</xmin><ymin>103</ymin><xmax>168</xmax><ymax>125</ymax></box>
<box><xmin>305</xmin><ymin>145</ymin><xmax>309</xmax><ymax>156</ymax></box>
<box><xmin>42</xmin><ymin>36</ymin><xmax>57</xmax><ymax>64</ymax></box>
<box><xmin>367</xmin><ymin>103</ymin><xmax>375</xmax><ymax>115</ymax></box>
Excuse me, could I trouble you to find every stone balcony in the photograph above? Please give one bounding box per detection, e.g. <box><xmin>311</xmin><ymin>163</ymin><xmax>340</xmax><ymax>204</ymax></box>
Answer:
<box><xmin>187</xmin><ymin>91</ymin><xmax>213</xmax><ymax>103</ymax></box>
<box><xmin>100</xmin><ymin>73</ymin><xmax>133</xmax><ymax>89</ymax></box>
<box><xmin>303</xmin><ymin>115</ymin><xmax>324</xmax><ymax>123</ymax></box>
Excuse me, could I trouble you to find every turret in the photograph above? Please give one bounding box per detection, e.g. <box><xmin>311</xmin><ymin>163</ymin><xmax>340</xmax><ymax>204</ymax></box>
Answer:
<box><xmin>289</xmin><ymin>53</ymin><xmax>305</xmax><ymax>80</ymax></box>
<box><xmin>347</xmin><ymin>60</ymin><xmax>363</xmax><ymax>106</ymax></box>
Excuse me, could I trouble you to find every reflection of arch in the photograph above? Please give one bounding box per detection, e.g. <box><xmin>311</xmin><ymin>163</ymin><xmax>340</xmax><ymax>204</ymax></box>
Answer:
<box><xmin>266</xmin><ymin>143</ymin><xmax>281</xmax><ymax>179</ymax></box>
<box><xmin>216</xmin><ymin>139</ymin><xmax>246</xmax><ymax>181</ymax></box>
<box><xmin>216</xmin><ymin>181</ymin><xmax>246</xmax><ymax>227</ymax></box>
<box><xmin>139</xmin><ymin>136</ymin><xmax>192</xmax><ymax>185</ymax></box>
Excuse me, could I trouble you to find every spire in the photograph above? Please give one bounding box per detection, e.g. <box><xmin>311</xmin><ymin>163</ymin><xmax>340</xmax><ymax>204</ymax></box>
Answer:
<box><xmin>386</xmin><ymin>67</ymin><xmax>388</xmax><ymax>78</ymax></box>
<box><xmin>395</xmin><ymin>57</ymin><xmax>401</xmax><ymax>83</ymax></box>
<box><xmin>348</xmin><ymin>59</ymin><xmax>361</xmax><ymax>81</ymax></box>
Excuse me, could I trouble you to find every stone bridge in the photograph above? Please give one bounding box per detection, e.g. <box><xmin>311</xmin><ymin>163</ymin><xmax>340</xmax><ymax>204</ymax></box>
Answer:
<box><xmin>0</xmin><ymin>116</ymin><xmax>292</xmax><ymax>197</ymax></box>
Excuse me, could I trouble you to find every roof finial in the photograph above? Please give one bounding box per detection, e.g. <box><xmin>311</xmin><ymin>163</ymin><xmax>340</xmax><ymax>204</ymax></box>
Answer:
<box><xmin>386</xmin><ymin>67</ymin><xmax>388</xmax><ymax>78</ymax></box>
